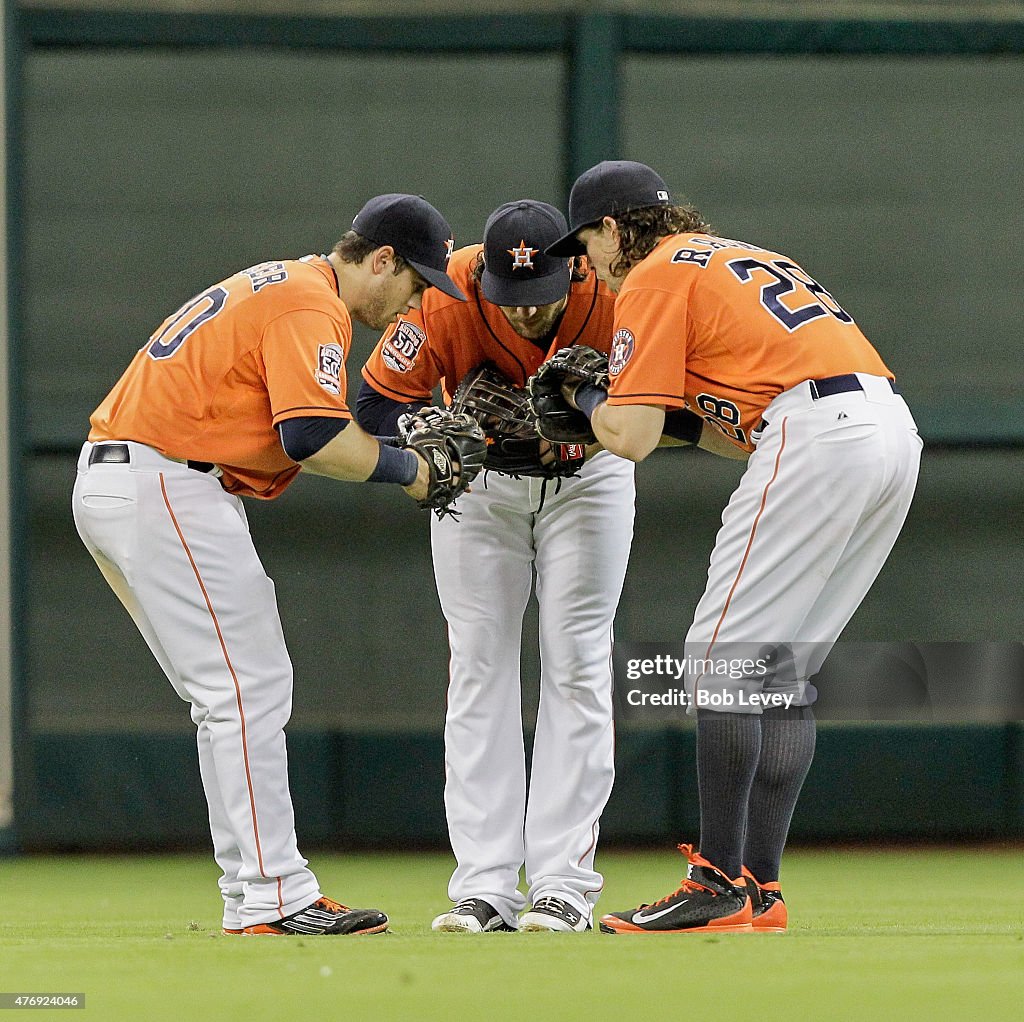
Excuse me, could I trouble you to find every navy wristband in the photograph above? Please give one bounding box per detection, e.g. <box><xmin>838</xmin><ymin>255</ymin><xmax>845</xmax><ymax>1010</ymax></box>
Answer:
<box><xmin>368</xmin><ymin>442</ymin><xmax>419</xmax><ymax>486</ymax></box>
<box><xmin>574</xmin><ymin>383</ymin><xmax>608</xmax><ymax>420</ymax></box>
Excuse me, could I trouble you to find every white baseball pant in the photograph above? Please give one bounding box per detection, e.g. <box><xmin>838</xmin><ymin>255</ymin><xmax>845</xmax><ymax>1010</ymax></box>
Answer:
<box><xmin>72</xmin><ymin>441</ymin><xmax>320</xmax><ymax>928</ymax></box>
<box><xmin>431</xmin><ymin>451</ymin><xmax>635</xmax><ymax>926</ymax></box>
<box><xmin>685</xmin><ymin>373</ymin><xmax>922</xmax><ymax>709</ymax></box>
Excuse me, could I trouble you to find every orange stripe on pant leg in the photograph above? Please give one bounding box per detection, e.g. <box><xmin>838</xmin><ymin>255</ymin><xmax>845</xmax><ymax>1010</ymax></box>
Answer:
<box><xmin>578</xmin><ymin>819</ymin><xmax>599</xmax><ymax>867</ymax></box>
<box><xmin>696</xmin><ymin>418</ymin><xmax>789</xmax><ymax>699</ymax></box>
<box><xmin>581</xmin><ymin>820</ymin><xmax>604</xmax><ymax>899</ymax></box>
<box><xmin>159</xmin><ymin>474</ymin><xmax>279</xmax><ymax>906</ymax></box>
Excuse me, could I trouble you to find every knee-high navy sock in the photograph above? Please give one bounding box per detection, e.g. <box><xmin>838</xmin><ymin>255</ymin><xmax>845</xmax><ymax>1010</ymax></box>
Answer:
<box><xmin>743</xmin><ymin>705</ymin><xmax>816</xmax><ymax>884</ymax></box>
<box><xmin>696</xmin><ymin>710</ymin><xmax>762</xmax><ymax>880</ymax></box>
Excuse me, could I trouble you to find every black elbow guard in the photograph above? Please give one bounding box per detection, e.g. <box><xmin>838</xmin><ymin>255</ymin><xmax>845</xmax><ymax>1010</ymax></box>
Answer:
<box><xmin>662</xmin><ymin>409</ymin><xmax>703</xmax><ymax>446</ymax></box>
<box><xmin>277</xmin><ymin>416</ymin><xmax>349</xmax><ymax>461</ymax></box>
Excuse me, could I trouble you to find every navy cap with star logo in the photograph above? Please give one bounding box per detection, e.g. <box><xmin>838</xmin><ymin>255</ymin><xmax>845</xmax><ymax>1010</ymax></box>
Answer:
<box><xmin>352</xmin><ymin>193</ymin><xmax>466</xmax><ymax>301</ymax></box>
<box><xmin>546</xmin><ymin>161</ymin><xmax>672</xmax><ymax>257</ymax></box>
<box><xmin>481</xmin><ymin>200</ymin><xmax>572</xmax><ymax>307</ymax></box>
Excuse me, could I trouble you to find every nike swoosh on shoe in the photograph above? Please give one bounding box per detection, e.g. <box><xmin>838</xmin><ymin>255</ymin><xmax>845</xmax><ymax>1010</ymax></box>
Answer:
<box><xmin>631</xmin><ymin>900</ymin><xmax>688</xmax><ymax>924</ymax></box>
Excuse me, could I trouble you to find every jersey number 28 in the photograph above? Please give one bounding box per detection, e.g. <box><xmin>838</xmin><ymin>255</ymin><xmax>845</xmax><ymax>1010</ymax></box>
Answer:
<box><xmin>726</xmin><ymin>257</ymin><xmax>852</xmax><ymax>333</ymax></box>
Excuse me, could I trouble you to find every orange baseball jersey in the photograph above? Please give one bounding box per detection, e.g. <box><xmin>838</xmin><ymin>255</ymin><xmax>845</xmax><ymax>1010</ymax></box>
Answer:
<box><xmin>362</xmin><ymin>245</ymin><xmax>617</xmax><ymax>402</ymax></box>
<box><xmin>606</xmin><ymin>234</ymin><xmax>893</xmax><ymax>452</ymax></box>
<box><xmin>89</xmin><ymin>256</ymin><xmax>352</xmax><ymax>499</ymax></box>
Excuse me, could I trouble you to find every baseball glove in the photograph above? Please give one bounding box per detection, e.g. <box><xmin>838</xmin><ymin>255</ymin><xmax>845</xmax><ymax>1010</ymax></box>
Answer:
<box><xmin>397</xmin><ymin>407</ymin><xmax>487</xmax><ymax>518</ymax></box>
<box><xmin>527</xmin><ymin>345</ymin><xmax>609</xmax><ymax>445</ymax></box>
<box><xmin>451</xmin><ymin>362</ymin><xmax>586</xmax><ymax>479</ymax></box>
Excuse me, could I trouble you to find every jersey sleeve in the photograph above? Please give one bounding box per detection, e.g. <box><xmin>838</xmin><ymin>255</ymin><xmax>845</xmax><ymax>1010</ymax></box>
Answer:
<box><xmin>606</xmin><ymin>284</ymin><xmax>690</xmax><ymax>410</ymax></box>
<box><xmin>261</xmin><ymin>308</ymin><xmax>353</xmax><ymax>424</ymax></box>
<box><xmin>361</xmin><ymin>308</ymin><xmax>441</xmax><ymax>403</ymax></box>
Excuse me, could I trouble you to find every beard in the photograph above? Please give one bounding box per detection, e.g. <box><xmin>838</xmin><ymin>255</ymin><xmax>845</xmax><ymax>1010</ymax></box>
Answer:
<box><xmin>501</xmin><ymin>299</ymin><xmax>567</xmax><ymax>340</ymax></box>
<box><xmin>352</xmin><ymin>289</ymin><xmax>398</xmax><ymax>332</ymax></box>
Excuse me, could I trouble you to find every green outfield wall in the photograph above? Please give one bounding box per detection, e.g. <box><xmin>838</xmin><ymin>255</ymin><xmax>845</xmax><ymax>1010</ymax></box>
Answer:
<box><xmin>6</xmin><ymin>9</ymin><xmax>1023</xmax><ymax>850</ymax></box>
<box><xmin>16</xmin><ymin>723</ymin><xmax>1024</xmax><ymax>851</ymax></box>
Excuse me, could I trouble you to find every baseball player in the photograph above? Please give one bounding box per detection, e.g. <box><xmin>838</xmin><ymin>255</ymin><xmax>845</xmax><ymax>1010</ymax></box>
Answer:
<box><xmin>538</xmin><ymin>161</ymin><xmax>922</xmax><ymax>933</ymax></box>
<box><xmin>357</xmin><ymin>200</ymin><xmax>643</xmax><ymax>933</ymax></box>
<box><xmin>72</xmin><ymin>194</ymin><xmax>481</xmax><ymax>936</ymax></box>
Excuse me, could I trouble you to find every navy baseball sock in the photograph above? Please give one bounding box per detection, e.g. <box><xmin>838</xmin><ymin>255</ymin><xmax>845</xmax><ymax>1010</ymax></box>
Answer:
<box><xmin>696</xmin><ymin>710</ymin><xmax>762</xmax><ymax>880</ymax></box>
<box><xmin>743</xmin><ymin>704</ymin><xmax>816</xmax><ymax>884</ymax></box>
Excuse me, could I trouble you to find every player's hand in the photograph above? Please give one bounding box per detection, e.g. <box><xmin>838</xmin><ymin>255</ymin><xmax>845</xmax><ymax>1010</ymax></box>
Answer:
<box><xmin>403</xmin><ymin>450</ymin><xmax>433</xmax><ymax>504</ymax></box>
<box><xmin>397</xmin><ymin>409</ymin><xmax>487</xmax><ymax>518</ymax></box>
<box><xmin>403</xmin><ymin>449</ymin><xmax>476</xmax><ymax>503</ymax></box>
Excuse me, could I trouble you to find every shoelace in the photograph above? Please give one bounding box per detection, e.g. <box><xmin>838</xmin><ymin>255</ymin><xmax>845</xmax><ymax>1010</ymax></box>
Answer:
<box><xmin>454</xmin><ymin>899</ymin><xmax>489</xmax><ymax>913</ymax></box>
<box><xmin>531</xmin><ymin>896</ymin><xmax>570</xmax><ymax>915</ymax></box>
<box><xmin>640</xmin><ymin>845</ymin><xmax>718</xmax><ymax>910</ymax></box>
<box><xmin>313</xmin><ymin>897</ymin><xmax>350</xmax><ymax>914</ymax></box>
<box><xmin>644</xmin><ymin>876</ymin><xmax>715</xmax><ymax>910</ymax></box>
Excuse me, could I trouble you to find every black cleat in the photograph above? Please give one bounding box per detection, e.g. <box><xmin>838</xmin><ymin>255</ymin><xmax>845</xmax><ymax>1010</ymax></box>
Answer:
<box><xmin>743</xmin><ymin>866</ymin><xmax>787</xmax><ymax>932</ymax></box>
<box><xmin>243</xmin><ymin>896</ymin><xmax>388</xmax><ymax>935</ymax></box>
<box><xmin>432</xmin><ymin>898</ymin><xmax>516</xmax><ymax>932</ymax></box>
<box><xmin>599</xmin><ymin>844</ymin><xmax>752</xmax><ymax>934</ymax></box>
<box><xmin>519</xmin><ymin>896</ymin><xmax>591</xmax><ymax>932</ymax></box>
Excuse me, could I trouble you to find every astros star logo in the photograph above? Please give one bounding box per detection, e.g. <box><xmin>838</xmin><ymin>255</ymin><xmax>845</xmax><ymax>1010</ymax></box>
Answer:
<box><xmin>508</xmin><ymin>240</ymin><xmax>538</xmax><ymax>270</ymax></box>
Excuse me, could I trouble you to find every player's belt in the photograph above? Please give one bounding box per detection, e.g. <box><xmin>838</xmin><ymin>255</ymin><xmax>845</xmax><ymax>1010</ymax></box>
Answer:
<box><xmin>88</xmin><ymin>444</ymin><xmax>130</xmax><ymax>465</ymax></box>
<box><xmin>809</xmin><ymin>374</ymin><xmax>900</xmax><ymax>399</ymax></box>
<box><xmin>88</xmin><ymin>443</ymin><xmax>219</xmax><ymax>474</ymax></box>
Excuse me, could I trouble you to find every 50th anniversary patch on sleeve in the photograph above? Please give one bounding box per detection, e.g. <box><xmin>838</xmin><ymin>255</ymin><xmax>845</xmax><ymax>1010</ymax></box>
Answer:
<box><xmin>382</xmin><ymin>320</ymin><xmax>426</xmax><ymax>373</ymax></box>
<box><xmin>315</xmin><ymin>343</ymin><xmax>344</xmax><ymax>395</ymax></box>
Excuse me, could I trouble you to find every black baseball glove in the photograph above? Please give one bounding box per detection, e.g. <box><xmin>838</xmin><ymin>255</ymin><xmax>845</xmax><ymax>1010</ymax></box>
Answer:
<box><xmin>397</xmin><ymin>407</ymin><xmax>487</xmax><ymax>518</ymax></box>
<box><xmin>526</xmin><ymin>345</ymin><xmax>610</xmax><ymax>445</ymax></box>
<box><xmin>451</xmin><ymin>362</ymin><xmax>586</xmax><ymax>479</ymax></box>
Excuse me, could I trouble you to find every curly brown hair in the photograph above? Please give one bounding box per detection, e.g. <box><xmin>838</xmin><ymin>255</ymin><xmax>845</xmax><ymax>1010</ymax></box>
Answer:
<box><xmin>609</xmin><ymin>204</ymin><xmax>712</xmax><ymax>279</ymax></box>
<box><xmin>332</xmin><ymin>231</ymin><xmax>409</xmax><ymax>273</ymax></box>
<box><xmin>470</xmin><ymin>251</ymin><xmax>485</xmax><ymax>284</ymax></box>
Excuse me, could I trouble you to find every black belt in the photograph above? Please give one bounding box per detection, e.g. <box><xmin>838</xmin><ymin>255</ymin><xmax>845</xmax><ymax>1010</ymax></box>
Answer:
<box><xmin>809</xmin><ymin>374</ymin><xmax>900</xmax><ymax>399</ymax></box>
<box><xmin>756</xmin><ymin>375</ymin><xmax>901</xmax><ymax>435</ymax></box>
<box><xmin>88</xmin><ymin>443</ymin><xmax>218</xmax><ymax>474</ymax></box>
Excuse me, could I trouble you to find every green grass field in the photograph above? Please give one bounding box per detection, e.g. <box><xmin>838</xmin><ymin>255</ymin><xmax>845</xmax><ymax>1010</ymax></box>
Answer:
<box><xmin>1</xmin><ymin>847</ymin><xmax>1021</xmax><ymax>1020</ymax></box>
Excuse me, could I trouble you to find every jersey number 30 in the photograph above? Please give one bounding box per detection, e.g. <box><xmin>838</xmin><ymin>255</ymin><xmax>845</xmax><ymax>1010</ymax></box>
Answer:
<box><xmin>146</xmin><ymin>285</ymin><xmax>229</xmax><ymax>360</ymax></box>
<box><xmin>726</xmin><ymin>257</ymin><xmax>852</xmax><ymax>333</ymax></box>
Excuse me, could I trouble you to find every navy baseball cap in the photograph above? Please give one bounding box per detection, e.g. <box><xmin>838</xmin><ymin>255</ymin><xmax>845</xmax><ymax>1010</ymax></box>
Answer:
<box><xmin>481</xmin><ymin>200</ymin><xmax>572</xmax><ymax>307</ymax></box>
<box><xmin>352</xmin><ymin>193</ymin><xmax>466</xmax><ymax>301</ymax></box>
<box><xmin>546</xmin><ymin>161</ymin><xmax>672</xmax><ymax>257</ymax></box>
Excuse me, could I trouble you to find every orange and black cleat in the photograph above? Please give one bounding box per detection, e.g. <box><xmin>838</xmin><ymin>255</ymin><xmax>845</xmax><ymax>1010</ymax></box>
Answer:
<box><xmin>242</xmin><ymin>896</ymin><xmax>389</xmax><ymax>936</ymax></box>
<box><xmin>599</xmin><ymin>844</ymin><xmax>752</xmax><ymax>934</ymax></box>
<box><xmin>742</xmin><ymin>866</ymin><xmax>787</xmax><ymax>932</ymax></box>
